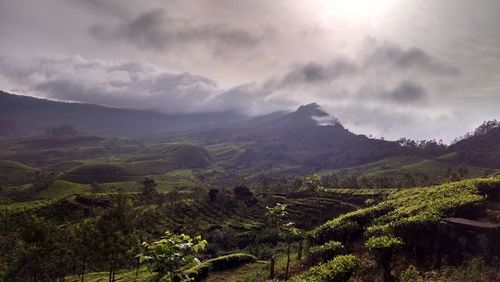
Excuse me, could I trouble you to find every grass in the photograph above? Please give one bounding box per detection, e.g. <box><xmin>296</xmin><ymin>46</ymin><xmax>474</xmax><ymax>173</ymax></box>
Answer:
<box><xmin>205</xmin><ymin>261</ymin><xmax>269</xmax><ymax>282</ymax></box>
<box><xmin>33</xmin><ymin>180</ymin><xmax>91</xmax><ymax>198</ymax></box>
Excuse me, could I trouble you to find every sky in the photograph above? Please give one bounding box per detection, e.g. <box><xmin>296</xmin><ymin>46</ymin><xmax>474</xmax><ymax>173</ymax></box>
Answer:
<box><xmin>0</xmin><ymin>0</ymin><xmax>499</xmax><ymax>142</ymax></box>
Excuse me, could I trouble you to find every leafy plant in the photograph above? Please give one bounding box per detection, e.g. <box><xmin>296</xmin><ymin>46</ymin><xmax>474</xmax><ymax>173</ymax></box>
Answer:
<box><xmin>139</xmin><ymin>231</ymin><xmax>207</xmax><ymax>282</ymax></box>
<box><xmin>365</xmin><ymin>235</ymin><xmax>403</xmax><ymax>282</ymax></box>
<box><xmin>307</xmin><ymin>240</ymin><xmax>344</xmax><ymax>265</ymax></box>
<box><xmin>291</xmin><ymin>254</ymin><xmax>360</xmax><ymax>282</ymax></box>
<box><xmin>265</xmin><ymin>203</ymin><xmax>301</xmax><ymax>280</ymax></box>
<box><xmin>400</xmin><ymin>265</ymin><xmax>424</xmax><ymax>282</ymax></box>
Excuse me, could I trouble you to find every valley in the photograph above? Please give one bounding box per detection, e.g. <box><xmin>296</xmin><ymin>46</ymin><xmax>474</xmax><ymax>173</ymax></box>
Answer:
<box><xmin>1</xmin><ymin>92</ymin><xmax>500</xmax><ymax>281</ymax></box>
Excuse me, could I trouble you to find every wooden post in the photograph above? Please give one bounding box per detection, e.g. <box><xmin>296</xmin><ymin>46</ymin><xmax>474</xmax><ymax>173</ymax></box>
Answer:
<box><xmin>269</xmin><ymin>255</ymin><xmax>275</xmax><ymax>279</ymax></box>
<box><xmin>297</xmin><ymin>240</ymin><xmax>303</xmax><ymax>261</ymax></box>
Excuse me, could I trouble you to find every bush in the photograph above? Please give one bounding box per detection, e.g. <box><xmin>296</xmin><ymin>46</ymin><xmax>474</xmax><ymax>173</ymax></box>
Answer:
<box><xmin>365</xmin><ymin>235</ymin><xmax>403</xmax><ymax>282</ymax></box>
<box><xmin>365</xmin><ymin>235</ymin><xmax>403</xmax><ymax>252</ymax></box>
<box><xmin>291</xmin><ymin>254</ymin><xmax>360</xmax><ymax>282</ymax></box>
<box><xmin>186</xmin><ymin>253</ymin><xmax>256</xmax><ymax>280</ymax></box>
<box><xmin>309</xmin><ymin>178</ymin><xmax>500</xmax><ymax>250</ymax></box>
<box><xmin>307</xmin><ymin>220</ymin><xmax>360</xmax><ymax>245</ymax></box>
<box><xmin>400</xmin><ymin>265</ymin><xmax>424</xmax><ymax>282</ymax></box>
<box><xmin>307</xmin><ymin>241</ymin><xmax>344</xmax><ymax>265</ymax></box>
<box><xmin>425</xmin><ymin>257</ymin><xmax>491</xmax><ymax>282</ymax></box>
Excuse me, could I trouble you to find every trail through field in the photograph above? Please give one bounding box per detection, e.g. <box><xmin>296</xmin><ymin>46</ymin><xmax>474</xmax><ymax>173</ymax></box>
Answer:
<box><xmin>205</xmin><ymin>261</ymin><xmax>268</xmax><ymax>282</ymax></box>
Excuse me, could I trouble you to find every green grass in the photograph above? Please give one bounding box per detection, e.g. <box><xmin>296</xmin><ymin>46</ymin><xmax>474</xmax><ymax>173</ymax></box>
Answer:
<box><xmin>33</xmin><ymin>180</ymin><xmax>91</xmax><ymax>198</ymax></box>
<box><xmin>205</xmin><ymin>261</ymin><xmax>269</xmax><ymax>282</ymax></box>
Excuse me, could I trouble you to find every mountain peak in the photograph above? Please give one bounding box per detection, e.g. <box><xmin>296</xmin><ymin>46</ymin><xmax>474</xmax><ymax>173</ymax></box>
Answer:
<box><xmin>295</xmin><ymin>103</ymin><xmax>328</xmax><ymax>117</ymax></box>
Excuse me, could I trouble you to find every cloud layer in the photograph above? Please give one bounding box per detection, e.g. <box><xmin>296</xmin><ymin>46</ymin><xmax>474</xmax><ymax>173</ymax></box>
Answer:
<box><xmin>0</xmin><ymin>42</ymin><xmax>458</xmax><ymax>134</ymax></box>
<box><xmin>89</xmin><ymin>8</ymin><xmax>264</xmax><ymax>54</ymax></box>
<box><xmin>1</xmin><ymin>0</ymin><xmax>499</xmax><ymax>141</ymax></box>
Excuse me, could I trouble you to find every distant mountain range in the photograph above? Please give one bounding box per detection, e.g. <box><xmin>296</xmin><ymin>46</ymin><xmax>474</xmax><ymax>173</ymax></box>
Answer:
<box><xmin>0</xmin><ymin>91</ymin><xmax>245</xmax><ymax>137</ymax></box>
<box><xmin>1</xmin><ymin>90</ymin><xmax>499</xmax><ymax>177</ymax></box>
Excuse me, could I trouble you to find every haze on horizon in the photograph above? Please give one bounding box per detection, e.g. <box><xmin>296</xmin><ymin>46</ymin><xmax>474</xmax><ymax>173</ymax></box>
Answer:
<box><xmin>0</xmin><ymin>0</ymin><xmax>499</xmax><ymax>142</ymax></box>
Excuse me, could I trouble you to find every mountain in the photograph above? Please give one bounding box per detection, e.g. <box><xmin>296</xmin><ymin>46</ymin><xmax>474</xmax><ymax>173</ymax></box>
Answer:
<box><xmin>0</xmin><ymin>91</ymin><xmax>245</xmax><ymax>138</ymax></box>
<box><xmin>5</xmin><ymin>90</ymin><xmax>499</xmax><ymax>179</ymax></box>
<box><xmin>450</xmin><ymin>122</ymin><xmax>500</xmax><ymax>168</ymax></box>
<box><xmin>194</xmin><ymin>103</ymin><xmax>406</xmax><ymax>175</ymax></box>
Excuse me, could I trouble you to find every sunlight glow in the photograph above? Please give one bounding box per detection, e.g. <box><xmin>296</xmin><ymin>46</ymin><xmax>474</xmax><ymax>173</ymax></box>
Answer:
<box><xmin>319</xmin><ymin>0</ymin><xmax>398</xmax><ymax>23</ymax></box>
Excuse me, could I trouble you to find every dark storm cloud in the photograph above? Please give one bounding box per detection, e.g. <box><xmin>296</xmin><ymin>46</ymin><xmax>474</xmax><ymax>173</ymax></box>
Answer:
<box><xmin>365</xmin><ymin>43</ymin><xmax>460</xmax><ymax>75</ymax></box>
<box><xmin>89</xmin><ymin>8</ymin><xmax>263</xmax><ymax>52</ymax></box>
<box><xmin>387</xmin><ymin>81</ymin><xmax>427</xmax><ymax>104</ymax></box>
<box><xmin>279</xmin><ymin>59</ymin><xmax>358</xmax><ymax>85</ymax></box>
<box><xmin>270</xmin><ymin>41</ymin><xmax>458</xmax><ymax>92</ymax></box>
<box><xmin>357</xmin><ymin>81</ymin><xmax>428</xmax><ymax>105</ymax></box>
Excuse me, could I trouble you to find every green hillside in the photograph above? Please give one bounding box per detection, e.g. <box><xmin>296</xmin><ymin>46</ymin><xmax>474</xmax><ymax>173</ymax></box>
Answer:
<box><xmin>0</xmin><ymin>160</ymin><xmax>38</xmax><ymax>186</ymax></box>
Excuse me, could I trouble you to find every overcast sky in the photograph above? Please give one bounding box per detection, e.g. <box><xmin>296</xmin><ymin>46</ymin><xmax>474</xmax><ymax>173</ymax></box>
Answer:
<box><xmin>1</xmin><ymin>0</ymin><xmax>499</xmax><ymax>142</ymax></box>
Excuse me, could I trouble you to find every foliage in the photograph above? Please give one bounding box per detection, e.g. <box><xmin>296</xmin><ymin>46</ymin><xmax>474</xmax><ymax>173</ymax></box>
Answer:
<box><xmin>309</xmin><ymin>178</ymin><xmax>500</xmax><ymax>245</ymax></box>
<box><xmin>365</xmin><ymin>235</ymin><xmax>403</xmax><ymax>252</ymax></box>
<box><xmin>233</xmin><ymin>185</ymin><xmax>256</xmax><ymax>205</ymax></box>
<box><xmin>424</xmin><ymin>257</ymin><xmax>492</xmax><ymax>282</ymax></box>
<box><xmin>265</xmin><ymin>203</ymin><xmax>301</xmax><ymax>280</ymax></box>
<box><xmin>301</xmin><ymin>175</ymin><xmax>324</xmax><ymax>191</ymax></box>
<box><xmin>365</xmin><ymin>235</ymin><xmax>403</xmax><ymax>282</ymax></box>
<box><xmin>400</xmin><ymin>265</ymin><xmax>424</xmax><ymax>282</ymax></box>
<box><xmin>141</xmin><ymin>177</ymin><xmax>158</xmax><ymax>197</ymax></box>
<box><xmin>139</xmin><ymin>231</ymin><xmax>207</xmax><ymax>282</ymax></box>
<box><xmin>307</xmin><ymin>240</ymin><xmax>344</xmax><ymax>265</ymax></box>
<box><xmin>32</xmin><ymin>170</ymin><xmax>58</xmax><ymax>191</ymax></box>
<box><xmin>291</xmin><ymin>254</ymin><xmax>360</xmax><ymax>282</ymax></box>
<box><xmin>208</xmin><ymin>189</ymin><xmax>219</xmax><ymax>202</ymax></box>
<box><xmin>185</xmin><ymin>253</ymin><xmax>256</xmax><ymax>280</ymax></box>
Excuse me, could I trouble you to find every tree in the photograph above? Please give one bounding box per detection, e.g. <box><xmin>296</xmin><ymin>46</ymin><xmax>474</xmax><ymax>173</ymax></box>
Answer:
<box><xmin>265</xmin><ymin>203</ymin><xmax>301</xmax><ymax>280</ymax></box>
<box><xmin>208</xmin><ymin>189</ymin><xmax>219</xmax><ymax>202</ymax></box>
<box><xmin>365</xmin><ymin>235</ymin><xmax>403</xmax><ymax>282</ymax></box>
<box><xmin>32</xmin><ymin>170</ymin><xmax>58</xmax><ymax>191</ymax></box>
<box><xmin>321</xmin><ymin>173</ymin><xmax>339</xmax><ymax>188</ymax></box>
<box><xmin>341</xmin><ymin>175</ymin><xmax>359</xmax><ymax>189</ymax></box>
<box><xmin>141</xmin><ymin>177</ymin><xmax>158</xmax><ymax>198</ymax></box>
<box><xmin>233</xmin><ymin>186</ymin><xmax>256</xmax><ymax>205</ymax></box>
<box><xmin>401</xmin><ymin>173</ymin><xmax>416</xmax><ymax>188</ymax></box>
<box><xmin>90</xmin><ymin>182</ymin><xmax>105</xmax><ymax>193</ymax></box>
<box><xmin>301</xmin><ymin>175</ymin><xmax>323</xmax><ymax>192</ymax></box>
<box><xmin>95</xmin><ymin>196</ymin><xmax>138</xmax><ymax>281</ymax></box>
<box><xmin>139</xmin><ymin>231</ymin><xmax>207</xmax><ymax>282</ymax></box>
<box><xmin>458</xmin><ymin>166</ymin><xmax>469</xmax><ymax>179</ymax></box>
<box><xmin>69</xmin><ymin>220</ymin><xmax>96</xmax><ymax>282</ymax></box>
<box><xmin>358</xmin><ymin>175</ymin><xmax>372</xmax><ymax>188</ymax></box>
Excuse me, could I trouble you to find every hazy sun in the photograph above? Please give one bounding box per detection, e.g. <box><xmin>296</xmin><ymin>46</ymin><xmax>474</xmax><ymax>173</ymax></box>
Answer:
<box><xmin>319</xmin><ymin>0</ymin><xmax>398</xmax><ymax>23</ymax></box>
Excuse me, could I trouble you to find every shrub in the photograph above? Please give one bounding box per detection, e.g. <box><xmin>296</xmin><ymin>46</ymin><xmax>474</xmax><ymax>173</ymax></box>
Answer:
<box><xmin>365</xmin><ymin>235</ymin><xmax>403</xmax><ymax>251</ymax></box>
<box><xmin>307</xmin><ymin>241</ymin><xmax>344</xmax><ymax>265</ymax></box>
<box><xmin>139</xmin><ymin>231</ymin><xmax>206</xmax><ymax>282</ymax></box>
<box><xmin>309</xmin><ymin>178</ymin><xmax>500</xmax><ymax>250</ymax></box>
<box><xmin>307</xmin><ymin>220</ymin><xmax>360</xmax><ymax>245</ymax></box>
<box><xmin>365</xmin><ymin>235</ymin><xmax>403</xmax><ymax>282</ymax></box>
<box><xmin>291</xmin><ymin>254</ymin><xmax>360</xmax><ymax>282</ymax></box>
<box><xmin>400</xmin><ymin>265</ymin><xmax>424</xmax><ymax>282</ymax></box>
<box><xmin>425</xmin><ymin>257</ymin><xmax>491</xmax><ymax>282</ymax></box>
<box><xmin>186</xmin><ymin>253</ymin><xmax>256</xmax><ymax>280</ymax></box>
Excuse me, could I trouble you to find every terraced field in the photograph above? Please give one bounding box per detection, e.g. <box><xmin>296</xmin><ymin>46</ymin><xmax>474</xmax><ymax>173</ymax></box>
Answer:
<box><xmin>322</xmin><ymin>156</ymin><xmax>498</xmax><ymax>182</ymax></box>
